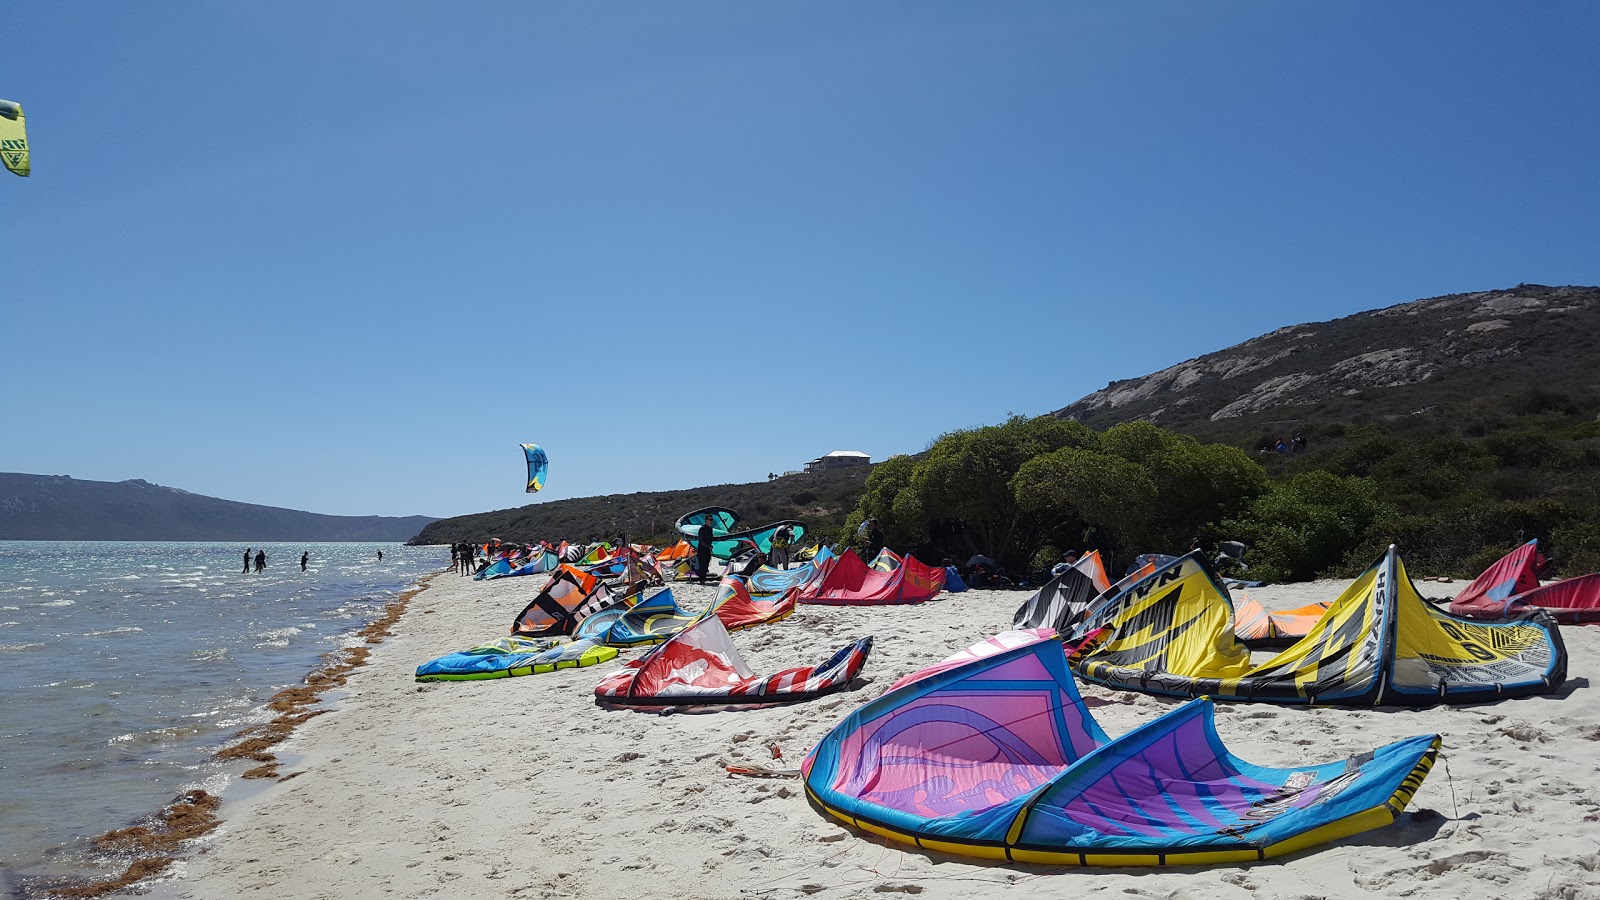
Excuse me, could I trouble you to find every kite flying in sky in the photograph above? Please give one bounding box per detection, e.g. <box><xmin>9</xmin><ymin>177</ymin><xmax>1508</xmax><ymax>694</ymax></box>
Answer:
<box><xmin>0</xmin><ymin>100</ymin><xmax>28</xmax><ymax>177</ymax></box>
<box><xmin>521</xmin><ymin>443</ymin><xmax>548</xmax><ymax>493</ymax></box>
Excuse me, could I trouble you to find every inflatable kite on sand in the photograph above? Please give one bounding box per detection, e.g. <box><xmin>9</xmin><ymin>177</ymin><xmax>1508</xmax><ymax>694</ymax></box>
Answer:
<box><xmin>1012</xmin><ymin>551</ymin><xmax>1111</xmax><ymax>632</ymax></box>
<box><xmin>746</xmin><ymin>547</ymin><xmax>835</xmax><ymax>597</ymax></box>
<box><xmin>798</xmin><ymin>549</ymin><xmax>944</xmax><ymax>606</ymax></box>
<box><xmin>1450</xmin><ymin>539</ymin><xmax>1600</xmax><ymax>624</ymax></box>
<box><xmin>416</xmin><ymin>637</ymin><xmax>616</xmax><ymax>682</ymax></box>
<box><xmin>573</xmin><ymin>588</ymin><xmax>696</xmax><ymax>647</ymax></box>
<box><xmin>676</xmin><ymin>506</ymin><xmax>807</xmax><ymax>561</ymax></box>
<box><xmin>595</xmin><ymin>614</ymin><xmax>871</xmax><ymax>710</ymax></box>
<box><xmin>476</xmin><ymin>549</ymin><xmax>561</xmax><ymax>580</ymax></box>
<box><xmin>884</xmin><ymin>627</ymin><xmax>1105</xmax><ymax>692</ymax></box>
<box><xmin>802</xmin><ymin>631</ymin><xmax>1441</xmax><ymax>865</ymax></box>
<box><xmin>1232</xmin><ymin>594</ymin><xmax>1331</xmax><ymax>648</ymax></box>
<box><xmin>510</xmin><ymin>565</ymin><xmax>622</xmax><ymax>638</ymax></box>
<box><xmin>1068</xmin><ymin>546</ymin><xmax>1566</xmax><ymax>706</ymax></box>
<box><xmin>575</xmin><ymin>580</ymin><xmax>797</xmax><ymax>647</ymax></box>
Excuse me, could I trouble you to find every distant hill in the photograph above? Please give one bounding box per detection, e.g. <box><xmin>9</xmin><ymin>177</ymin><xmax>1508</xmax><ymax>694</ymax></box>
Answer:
<box><xmin>0</xmin><ymin>474</ymin><xmax>436</xmax><ymax>541</ymax></box>
<box><xmin>409</xmin><ymin>467</ymin><xmax>872</xmax><ymax>546</ymax></box>
<box><xmin>1053</xmin><ymin>284</ymin><xmax>1600</xmax><ymax>440</ymax></box>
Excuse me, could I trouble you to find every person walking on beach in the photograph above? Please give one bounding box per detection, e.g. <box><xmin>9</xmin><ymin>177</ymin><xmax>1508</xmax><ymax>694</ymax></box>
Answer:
<box><xmin>254</xmin><ymin>549</ymin><xmax>266</xmax><ymax>573</ymax></box>
<box><xmin>696</xmin><ymin>517</ymin><xmax>716</xmax><ymax>585</ymax></box>
<box><xmin>243</xmin><ymin>548</ymin><xmax>252</xmax><ymax>574</ymax></box>
<box><xmin>300</xmin><ymin>551</ymin><xmax>309</xmax><ymax>572</ymax></box>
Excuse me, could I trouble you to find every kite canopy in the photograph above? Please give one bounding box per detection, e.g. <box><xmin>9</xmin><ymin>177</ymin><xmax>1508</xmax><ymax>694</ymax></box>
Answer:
<box><xmin>1506</xmin><ymin>575</ymin><xmax>1600</xmax><ymax>623</ymax></box>
<box><xmin>510</xmin><ymin>565</ymin><xmax>616</xmax><ymax>637</ymax></box>
<box><xmin>573</xmin><ymin>588</ymin><xmax>695</xmax><ymax>647</ymax></box>
<box><xmin>676</xmin><ymin>506</ymin><xmax>808</xmax><ymax>560</ymax></box>
<box><xmin>655</xmin><ymin>540</ymin><xmax>696</xmax><ymax>563</ymax></box>
<box><xmin>746</xmin><ymin>560</ymin><xmax>821</xmax><ymax>596</ymax></box>
<box><xmin>942</xmin><ymin>567</ymin><xmax>968</xmax><ymax>593</ymax></box>
<box><xmin>703</xmin><ymin>577</ymin><xmax>799</xmax><ymax>631</ymax></box>
<box><xmin>1453</xmin><ymin>540</ymin><xmax>1546</xmax><ymax>612</ymax></box>
<box><xmin>1012</xmin><ymin>551</ymin><xmax>1112</xmax><ymax>633</ymax></box>
<box><xmin>869</xmin><ymin>548</ymin><xmax>902</xmax><ymax>573</ymax></box>
<box><xmin>803</xmin><ymin>635</ymin><xmax>1440</xmax><ymax>865</ymax></box>
<box><xmin>508</xmin><ymin>551</ymin><xmax>561</xmax><ymax>578</ymax></box>
<box><xmin>1451</xmin><ymin>540</ymin><xmax>1600</xmax><ymax>623</ymax></box>
<box><xmin>884</xmin><ymin>627</ymin><xmax>1105</xmax><ymax>692</ymax></box>
<box><xmin>521</xmin><ymin>443</ymin><xmax>548</xmax><ymax>493</ymax></box>
<box><xmin>415</xmin><ymin>637</ymin><xmax>617</xmax><ymax>682</ymax></box>
<box><xmin>798</xmin><ymin>550</ymin><xmax>944</xmax><ymax>606</ymax></box>
<box><xmin>595</xmin><ymin>614</ymin><xmax>871</xmax><ymax>710</ymax></box>
<box><xmin>0</xmin><ymin>100</ymin><xmax>27</xmax><ymax>177</ymax></box>
<box><xmin>1232</xmin><ymin>593</ymin><xmax>1333</xmax><ymax>649</ymax></box>
<box><xmin>1070</xmin><ymin>547</ymin><xmax>1566</xmax><ymax>705</ymax></box>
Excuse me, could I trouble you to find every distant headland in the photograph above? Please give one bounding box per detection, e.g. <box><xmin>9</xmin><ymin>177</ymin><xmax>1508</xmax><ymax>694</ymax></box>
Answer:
<box><xmin>0</xmin><ymin>473</ymin><xmax>436</xmax><ymax>541</ymax></box>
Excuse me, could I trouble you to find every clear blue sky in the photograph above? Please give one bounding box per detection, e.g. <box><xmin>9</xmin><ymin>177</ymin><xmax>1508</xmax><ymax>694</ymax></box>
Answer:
<box><xmin>3</xmin><ymin>2</ymin><xmax>1595</xmax><ymax>518</ymax></box>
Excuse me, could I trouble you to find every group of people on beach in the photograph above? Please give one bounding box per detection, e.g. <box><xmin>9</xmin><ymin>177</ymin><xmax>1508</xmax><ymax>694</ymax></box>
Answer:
<box><xmin>451</xmin><ymin>542</ymin><xmax>484</xmax><ymax>576</ymax></box>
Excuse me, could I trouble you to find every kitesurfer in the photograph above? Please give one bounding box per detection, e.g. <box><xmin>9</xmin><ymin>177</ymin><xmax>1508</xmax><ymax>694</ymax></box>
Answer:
<box><xmin>254</xmin><ymin>549</ymin><xmax>266</xmax><ymax>573</ymax></box>
<box><xmin>696</xmin><ymin>517</ymin><xmax>715</xmax><ymax>585</ymax></box>
<box><xmin>864</xmin><ymin>519</ymin><xmax>885</xmax><ymax>562</ymax></box>
<box><xmin>770</xmin><ymin>523</ymin><xmax>795</xmax><ymax>570</ymax></box>
<box><xmin>243</xmin><ymin>548</ymin><xmax>252</xmax><ymax>574</ymax></box>
<box><xmin>377</xmin><ymin>549</ymin><xmax>384</xmax><ymax>563</ymax></box>
<box><xmin>301</xmin><ymin>551</ymin><xmax>309</xmax><ymax>572</ymax></box>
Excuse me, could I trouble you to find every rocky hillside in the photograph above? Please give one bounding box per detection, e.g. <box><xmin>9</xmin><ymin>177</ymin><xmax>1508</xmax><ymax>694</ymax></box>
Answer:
<box><xmin>0</xmin><ymin>474</ymin><xmax>436</xmax><ymax>541</ymax></box>
<box><xmin>1054</xmin><ymin>285</ymin><xmax>1600</xmax><ymax>439</ymax></box>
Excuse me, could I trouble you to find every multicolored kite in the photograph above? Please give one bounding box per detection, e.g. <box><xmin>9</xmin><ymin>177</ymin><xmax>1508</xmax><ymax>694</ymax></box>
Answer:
<box><xmin>521</xmin><ymin>443</ymin><xmax>548</xmax><ymax>493</ymax></box>
<box><xmin>802</xmin><ymin>632</ymin><xmax>1440</xmax><ymax>865</ymax></box>
<box><xmin>0</xmin><ymin>100</ymin><xmax>27</xmax><ymax>177</ymax></box>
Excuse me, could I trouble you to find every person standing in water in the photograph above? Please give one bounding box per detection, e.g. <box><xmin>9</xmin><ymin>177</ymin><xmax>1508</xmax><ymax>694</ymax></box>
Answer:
<box><xmin>243</xmin><ymin>548</ymin><xmax>252</xmax><ymax>574</ymax></box>
<box><xmin>300</xmin><ymin>551</ymin><xmax>309</xmax><ymax>572</ymax></box>
<box><xmin>254</xmin><ymin>549</ymin><xmax>266</xmax><ymax>573</ymax></box>
<box><xmin>377</xmin><ymin>549</ymin><xmax>383</xmax><ymax>562</ymax></box>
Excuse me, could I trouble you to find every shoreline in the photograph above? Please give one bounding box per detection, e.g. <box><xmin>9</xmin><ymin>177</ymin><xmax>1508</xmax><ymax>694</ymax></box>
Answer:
<box><xmin>123</xmin><ymin>573</ymin><xmax>1600</xmax><ymax>900</ymax></box>
<box><xmin>44</xmin><ymin>572</ymin><xmax>442</xmax><ymax>899</ymax></box>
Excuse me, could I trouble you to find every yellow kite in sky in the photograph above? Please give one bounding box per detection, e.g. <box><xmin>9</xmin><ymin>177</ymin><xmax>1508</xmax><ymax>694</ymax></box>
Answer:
<box><xmin>1</xmin><ymin>100</ymin><xmax>30</xmax><ymax>177</ymax></box>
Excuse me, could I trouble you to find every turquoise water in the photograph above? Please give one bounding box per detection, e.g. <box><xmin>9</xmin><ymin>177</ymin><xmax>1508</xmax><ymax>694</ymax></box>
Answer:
<box><xmin>0</xmin><ymin>541</ymin><xmax>442</xmax><ymax>893</ymax></box>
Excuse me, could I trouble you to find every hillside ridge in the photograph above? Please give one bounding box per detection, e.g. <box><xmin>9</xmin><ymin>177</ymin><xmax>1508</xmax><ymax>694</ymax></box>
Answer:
<box><xmin>1053</xmin><ymin>284</ymin><xmax>1600</xmax><ymax>437</ymax></box>
<box><xmin>409</xmin><ymin>467</ymin><xmax>872</xmax><ymax>546</ymax></box>
<box><xmin>0</xmin><ymin>473</ymin><xmax>435</xmax><ymax>541</ymax></box>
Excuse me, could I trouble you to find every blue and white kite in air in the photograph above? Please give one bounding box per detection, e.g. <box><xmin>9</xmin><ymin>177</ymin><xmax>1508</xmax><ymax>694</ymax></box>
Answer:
<box><xmin>521</xmin><ymin>443</ymin><xmax>548</xmax><ymax>493</ymax></box>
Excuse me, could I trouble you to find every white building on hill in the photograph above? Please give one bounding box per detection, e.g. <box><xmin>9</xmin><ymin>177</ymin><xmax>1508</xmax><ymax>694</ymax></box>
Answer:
<box><xmin>806</xmin><ymin>450</ymin><xmax>871</xmax><ymax>473</ymax></box>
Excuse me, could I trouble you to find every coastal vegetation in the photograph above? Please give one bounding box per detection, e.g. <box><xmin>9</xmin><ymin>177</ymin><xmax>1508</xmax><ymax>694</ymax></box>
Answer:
<box><xmin>847</xmin><ymin>389</ymin><xmax>1600</xmax><ymax>582</ymax></box>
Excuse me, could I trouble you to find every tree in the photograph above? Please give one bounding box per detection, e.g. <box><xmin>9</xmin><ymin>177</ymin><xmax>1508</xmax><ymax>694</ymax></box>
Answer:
<box><xmin>897</xmin><ymin>416</ymin><xmax>1097</xmax><ymax>567</ymax></box>
<box><xmin>1012</xmin><ymin>447</ymin><xmax>1157</xmax><ymax>559</ymax></box>
<box><xmin>1222</xmin><ymin>471</ymin><xmax>1389</xmax><ymax>581</ymax></box>
<box><xmin>1098</xmin><ymin>422</ymin><xmax>1267</xmax><ymax>549</ymax></box>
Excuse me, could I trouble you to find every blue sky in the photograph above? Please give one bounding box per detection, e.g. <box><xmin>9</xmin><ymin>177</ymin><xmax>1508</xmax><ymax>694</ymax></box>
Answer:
<box><xmin>2</xmin><ymin>2</ymin><xmax>1595</xmax><ymax>518</ymax></box>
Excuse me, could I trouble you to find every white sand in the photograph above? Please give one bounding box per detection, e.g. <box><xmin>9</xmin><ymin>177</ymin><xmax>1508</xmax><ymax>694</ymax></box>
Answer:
<box><xmin>161</xmin><ymin>571</ymin><xmax>1600</xmax><ymax>900</ymax></box>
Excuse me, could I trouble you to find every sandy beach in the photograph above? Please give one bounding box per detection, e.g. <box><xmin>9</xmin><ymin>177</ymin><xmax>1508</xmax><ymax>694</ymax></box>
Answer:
<box><xmin>159</xmin><ymin>570</ymin><xmax>1600</xmax><ymax>900</ymax></box>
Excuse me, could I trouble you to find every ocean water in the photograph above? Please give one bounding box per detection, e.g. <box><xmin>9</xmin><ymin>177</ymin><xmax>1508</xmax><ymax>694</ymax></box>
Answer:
<box><xmin>0</xmin><ymin>541</ymin><xmax>442</xmax><ymax>892</ymax></box>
